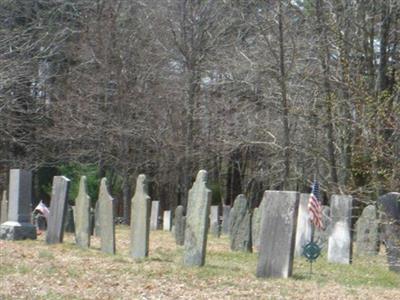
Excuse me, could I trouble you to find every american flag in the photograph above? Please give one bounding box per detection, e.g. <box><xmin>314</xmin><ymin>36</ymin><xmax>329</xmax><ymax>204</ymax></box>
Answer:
<box><xmin>308</xmin><ymin>180</ymin><xmax>323</xmax><ymax>229</ymax></box>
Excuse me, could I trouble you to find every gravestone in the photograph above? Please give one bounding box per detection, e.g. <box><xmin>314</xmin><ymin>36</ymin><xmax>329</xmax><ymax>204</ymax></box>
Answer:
<box><xmin>0</xmin><ymin>190</ymin><xmax>8</xmax><ymax>224</ymax></box>
<box><xmin>252</xmin><ymin>198</ymin><xmax>267</xmax><ymax>251</ymax></box>
<box><xmin>294</xmin><ymin>193</ymin><xmax>313</xmax><ymax>256</ymax></box>
<box><xmin>256</xmin><ymin>191</ymin><xmax>299</xmax><ymax>278</ymax></box>
<box><xmin>183</xmin><ymin>170</ymin><xmax>212</xmax><ymax>266</ymax></box>
<box><xmin>64</xmin><ymin>205</ymin><xmax>75</xmax><ymax>233</ymax></box>
<box><xmin>94</xmin><ymin>200</ymin><xmax>100</xmax><ymax>236</ymax></box>
<box><xmin>378</xmin><ymin>192</ymin><xmax>400</xmax><ymax>273</ymax></box>
<box><xmin>221</xmin><ymin>205</ymin><xmax>231</xmax><ymax>235</ymax></box>
<box><xmin>130</xmin><ymin>174</ymin><xmax>151</xmax><ymax>259</ymax></box>
<box><xmin>355</xmin><ymin>205</ymin><xmax>379</xmax><ymax>256</ymax></box>
<box><xmin>0</xmin><ymin>169</ymin><xmax>36</xmax><ymax>240</ymax></box>
<box><xmin>327</xmin><ymin>195</ymin><xmax>353</xmax><ymax>264</ymax></box>
<box><xmin>175</xmin><ymin>205</ymin><xmax>185</xmax><ymax>245</ymax></box>
<box><xmin>210</xmin><ymin>205</ymin><xmax>220</xmax><ymax>237</ymax></box>
<box><xmin>314</xmin><ymin>205</ymin><xmax>331</xmax><ymax>248</ymax></box>
<box><xmin>75</xmin><ymin>176</ymin><xmax>91</xmax><ymax>248</ymax></box>
<box><xmin>163</xmin><ymin>210</ymin><xmax>172</xmax><ymax>231</ymax></box>
<box><xmin>46</xmin><ymin>176</ymin><xmax>70</xmax><ymax>244</ymax></box>
<box><xmin>98</xmin><ymin>178</ymin><xmax>115</xmax><ymax>254</ymax></box>
<box><xmin>150</xmin><ymin>201</ymin><xmax>160</xmax><ymax>230</ymax></box>
<box><xmin>230</xmin><ymin>195</ymin><xmax>252</xmax><ymax>252</ymax></box>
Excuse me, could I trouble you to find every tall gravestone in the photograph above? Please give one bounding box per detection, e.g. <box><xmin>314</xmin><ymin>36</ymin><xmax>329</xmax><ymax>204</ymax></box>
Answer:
<box><xmin>378</xmin><ymin>192</ymin><xmax>400</xmax><ymax>273</ymax></box>
<box><xmin>252</xmin><ymin>198</ymin><xmax>267</xmax><ymax>251</ymax></box>
<box><xmin>130</xmin><ymin>174</ymin><xmax>151</xmax><ymax>259</ymax></box>
<box><xmin>150</xmin><ymin>201</ymin><xmax>160</xmax><ymax>230</ymax></box>
<box><xmin>46</xmin><ymin>176</ymin><xmax>70</xmax><ymax>244</ymax></box>
<box><xmin>230</xmin><ymin>195</ymin><xmax>252</xmax><ymax>252</ymax></box>
<box><xmin>355</xmin><ymin>205</ymin><xmax>379</xmax><ymax>256</ymax></box>
<box><xmin>183</xmin><ymin>170</ymin><xmax>212</xmax><ymax>266</ymax></box>
<box><xmin>98</xmin><ymin>178</ymin><xmax>115</xmax><ymax>254</ymax></box>
<box><xmin>210</xmin><ymin>205</ymin><xmax>220</xmax><ymax>237</ymax></box>
<box><xmin>221</xmin><ymin>205</ymin><xmax>231</xmax><ymax>235</ymax></box>
<box><xmin>175</xmin><ymin>205</ymin><xmax>185</xmax><ymax>245</ymax></box>
<box><xmin>0</xmin><ymin>190</ymin><xmax>8</xmax><ymax>224</ymax></box>
<box><xmin>256</xmin><ymin>191</ymin><xmax>299</xmax><ymax>278</ymax></box>
<box><xmin>327</xmin><ymin>195</ymin><xmax>353</xmax><ymax>264</ymax></box>
<box><xmin>294</xmin><ymin>193</ymin><xmax>312</xmax><ymax>256</ymax></box>
<box><xmin>0</xmin><ymin>169</ymin><xmax>36</xmax><ymax>240</ymax></box>
<box><xmin>163</xmin><ymin>210</ymin><xmax>172</xmax><ymax>231</ymax></box>
<box><xmin>314</xmin><ymin>205</ymin><xmax>331</xmax><ymax>248</ymax></box>
<box><xmin>75</xmin><ymin>176</ymin><xmax>91</xmax><ymax>248</ymax></box>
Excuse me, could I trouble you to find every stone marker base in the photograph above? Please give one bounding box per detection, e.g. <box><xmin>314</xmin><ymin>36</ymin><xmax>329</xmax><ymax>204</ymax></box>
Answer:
<box><xmin>0</xmin><ymin>221</ymin><xmax>37</xmax><ymax>240</ymax></box>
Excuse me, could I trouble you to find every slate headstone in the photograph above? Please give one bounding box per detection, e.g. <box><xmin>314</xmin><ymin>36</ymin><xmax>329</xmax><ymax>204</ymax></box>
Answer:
<box><xmin>183</xmin><ymin>170</ymin><xmax>212</xmax><ymax>266</ymax></box>
<box><xmin>130</xmin><ymin>174</ymin><xmax>151</xmax><ymax>259</ymax></box>
<box><xmin>210</xmin><ymin>205</ymin><xmax>220</xmax><ymax>237</ymax></box>
<box><xmin>252</xmin><ymin>198</ymin><xmax>267</xmax><ymax>251</ymax></box>
<box><xmin>163</xmin><ymin>210</ymin><xmax>172</xmax><ymax>231</ymax></box>
<box><xmin>221</xmin><ymin>205</ymin><xmax>231</xmax><ymax>235</ymax></box>
<box><xmin>0</xmin><ymin>190</ymin><xmax>8</xmax><ymax>224</ymax></box>
<box><xmin>294</xmin><ymin>193</ymin><xmax>312</xmax><ymax>256</ymax></box>
<box><xmin>150</xmin><ymin>201</ymin><xmax>160</xmax><ymax>230</ymax></box>
<box><xmin>98</xmin><ymin>178</ymin><xmax>115</xmax><ymax>254</ymax></box>
<box><xmin>75</xmin><ymin>176</ymin><xmax>91</xmax><ymax>248</ymax></box>
<box><xmin>355</xmin><ymin>205</ymin><xmax>379</xmax><ymax>256</ymax></box>
<box><xmin>46</xmin><ymin>176</ymin><xmax>70</xmax><ymax>244</ymax></box>
<box><xmin>89</xmin><ymin>208</ymin><xmax>95</xmax><ymax>236</ymax></box>
<box><xmin>94</xmin><ymin>200</ymin><xmax>100</xmax><ymax>236</ymax></box>
<box><xmin>378</xmin><ymin>192</ymin><xmax>400</xmax><ymax>273</ymax></box>
<box><xmin>0</xmin><ymin>169</ymin><xmax>36</xmax><ymax>240</ymax></box>
<box><xmin>230</xmin><ymin>195</ymin><xmax>252</xmax><ymax>252</ymax></box>
<box><xmin>256</xmin><ymin>191</ymin><xmax>299</xmax><ymax>278</ymax></box>
<box><xmin>327</xmin><ymin>195</ymin><xmax>353</xmax><ymax>264</ymax></box>
<box><xmin>64</xmin><ymin>205</ymin><xmax>75</xmax><ymax>233</ymax></box>
<box><xmin>175</xmin><ymin>205</ymin><xmax>185</xmax><ymax>245</ymax></box>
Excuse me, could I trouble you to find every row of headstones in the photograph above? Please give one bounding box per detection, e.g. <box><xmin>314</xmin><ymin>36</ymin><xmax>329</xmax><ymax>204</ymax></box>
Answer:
<box><xmin>0</xmin><ymin>169</ymin><xmax>399</xmax><ymax>277</ymax></box>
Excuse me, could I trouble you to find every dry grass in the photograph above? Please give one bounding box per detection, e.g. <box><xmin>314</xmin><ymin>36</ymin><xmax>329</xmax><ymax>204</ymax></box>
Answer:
<box><xmin>1</xmin><ymin>226</ymin><xmax>399</xmax><ymax>300</ymax></box>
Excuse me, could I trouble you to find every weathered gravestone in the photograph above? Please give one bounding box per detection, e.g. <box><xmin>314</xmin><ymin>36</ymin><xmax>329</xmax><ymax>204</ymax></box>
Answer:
<box><xmin>64</xmin><ymin>205</ymin><xmax>75</xmax><ymax>233</ymax></box>
<box><xmin>230</xmin><ymin>195</ymin><xmax>252</xmax><ymax>252</ymax></box>
<box><xmin>221</xmin><ymin>205</ymin><xmax>231</xmax><ymax>235</ymax></box>
<box><xmin>378</xmin><ymin>192</ymin><xmax>400</xmax><ymax>273</ymax></box>
<box><xmin>0</xmin><ymin>190</ymin><xmax>8</xmax><ymax>224</ymax></box>
<box><xmin>314</xmin><ymin>205</ymin><xmax>331</xmax><ymax>248</ymax></box>
<box><xmin>0</xmin><ymin>169</ymin><xmax>36</xmax><ymax>240</ymax></box>
<box><xmin>130</xmin><ymin>174</ymin><xmax>151</xmax><ymax>259</ymax></box>
<box><xmin>256</xmin><ymin>191</ymin><xmax>299</xmax><ymax>278</ymax></box>
<box><xmin>355</xmin><ymin>205</ymin><xmax>379</xmax><ymax>256</ymax></box>
<box><xmin>89</xmin><ymin>208</ymin><xmax>95</xmax><ymax>236</ymax></box>
<box><xmin>163</xmin><ymin>210</ymin><xmax>172</xmax><ymax>231</ymax></box>
<box><xmin>150</xmin><ymin>201</ymin><xmax>160</xmax><ymax>230</ymax></box>
<box><xmin>98</xmin><ymin>178</ymin><xmax>115</xmax><ymax>254</ymax></box>
<box><xmin>328</xmin><ymin>195</ymin><xmax>353</xmax><ymax>264</ymax></box>
<box><xmin>175</xmin><ymin>205</ymin><xmax>185</xmax><ymax>245</ymax></box>
<box><xmin>294</xmin><ymin>193</ymin><xmax>312</xmax><ymax>256</ymax></box>
<box><xmin>252</xmin><ymin>198</ymin><xmax>267</xmax><ymax>251</ymax></box>
<box><xmin>94</xmin><ymin>200</ymin><xmax>100</xmax><ymax>236</ymax></box>
<box><xmin>183</xmin><ymin>170</ymin><xmax>212</xmax><ymax>266</ymax></box>
<box><xmin>210</xmin><ymin>205</ymin><xmax>220</xmax><ymax>237</ymax></box>
<box><xmin>46</xmin><ymin>176</ymin><xmax>70</xmax><ymax>244</ymax></box>
<box><xmin>75</xmin><ymin>176</ymin><xmax>91</xmax><ymax>248</ymax></box>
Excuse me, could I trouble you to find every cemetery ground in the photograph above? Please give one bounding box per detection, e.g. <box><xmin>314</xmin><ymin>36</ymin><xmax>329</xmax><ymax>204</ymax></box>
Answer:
<box><xmin>1</xmin><ymin>227</ymin><xmax>399</xmax><ymax>300</ymax></box>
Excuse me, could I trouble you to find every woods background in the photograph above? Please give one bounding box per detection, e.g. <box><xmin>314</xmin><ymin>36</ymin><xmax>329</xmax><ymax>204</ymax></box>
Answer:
<box><xmin>0</xmin><ymin>0</ymin><xmax>398</xmax><ymax>223</ymax></box>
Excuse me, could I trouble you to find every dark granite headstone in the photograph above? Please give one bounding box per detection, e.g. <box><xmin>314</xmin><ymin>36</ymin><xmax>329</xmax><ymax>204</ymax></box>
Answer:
<box><xmin>378</xmin><ymin>192</ymin><xmax>400</xmax><ymax>273</ymax></box>
<box><xmin>175</xmin><ymin>205</ymin><xmax>185</xmax><ymax>245</ymax></box>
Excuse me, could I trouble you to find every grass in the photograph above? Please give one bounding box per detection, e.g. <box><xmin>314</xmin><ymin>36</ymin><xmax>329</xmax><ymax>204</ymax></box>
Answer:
<box><xmin>0</xmin><ymin>226</ymin><xmax>399</xmax><ymax>299</ymax></box>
